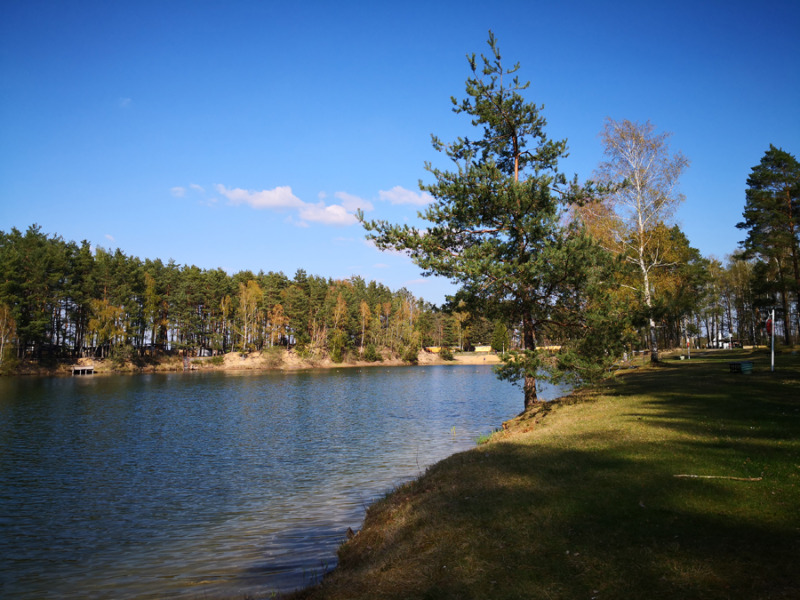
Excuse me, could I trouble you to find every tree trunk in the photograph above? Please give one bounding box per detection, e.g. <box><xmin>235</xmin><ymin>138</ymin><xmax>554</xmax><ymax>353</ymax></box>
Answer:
<box><xmin>784</xmin><ymin>185</ymin><xmax>800</xmax><ymax>344</ymax></box>
<box><xmin>522</xmin><ymin>314</ymin><xmax>538</xmax><ymax>410</ymax></box>
<box><xmin>780</xmin><ymin>289</ymin><xmax>791</xmax><ymax>346</ymax></box>
<box><xmin>725</xmin><ymin>298</ymin><xmax>734</xmax><ymax>341</ymax></box>
<box><xmin>524</xmin><ymin>375</ymin><xmax>538</xmax><ymax>411</ymax></box>
<box><xmin>641</xmin><ymin>266</ymin><xmax>659</xmax><ymax>363</ymax></box>
<box><xmin>648</xmin><ymin>317</ymin><xmax>659</xmax><ymax>362</ymax></box>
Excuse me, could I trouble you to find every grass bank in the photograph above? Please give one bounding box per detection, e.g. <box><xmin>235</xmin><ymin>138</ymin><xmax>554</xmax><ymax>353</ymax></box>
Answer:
<box><xmin>288</xmin><ymin>348</ymin><xmax>799</xmax><ymax>599</ymax></box>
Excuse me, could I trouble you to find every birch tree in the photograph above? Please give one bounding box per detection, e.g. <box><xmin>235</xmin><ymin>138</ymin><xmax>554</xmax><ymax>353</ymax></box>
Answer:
<box><xmin>594</xmin><ymin>118</ymin><xmax>689</xmax><ymax>362</ymax></box>
<box><xmin>267</xmin><ymin>303</ymin><xmax>288</xmax><ymax>347</ymax></box>
<box><xmin>238</xmin><ymin>280</ymin><xmax>262</xmax><ymax>351</ymax></box>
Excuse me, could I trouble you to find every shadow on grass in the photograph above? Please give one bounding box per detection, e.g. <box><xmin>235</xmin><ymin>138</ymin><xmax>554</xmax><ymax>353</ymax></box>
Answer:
<box><xmin>288</xmin><ymin>350</ymin><xmax>800</xmax><ymax>600</ymax></box>
<box><xmin>297</xmin><ymin>444</ymin><xmax>798</xmax><ymax>599</ymax></box>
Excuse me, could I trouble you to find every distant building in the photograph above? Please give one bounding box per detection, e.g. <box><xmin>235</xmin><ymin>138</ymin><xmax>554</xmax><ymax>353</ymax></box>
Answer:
<box><xmin>708</xmin><ymin>333</ymin><xmax>739</xmax><ymax>349</ymax></box>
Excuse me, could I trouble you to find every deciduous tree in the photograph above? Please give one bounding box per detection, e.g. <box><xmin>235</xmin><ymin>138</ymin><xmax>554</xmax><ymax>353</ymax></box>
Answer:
<box><xmin>238</xmin><ymin>279</ymin><xmax>263</xmax><ymax>351</ymax></box>
<box><xmin>591</xmin><ymin>118</ymin><xmax>690</xmax><ymax>362</ymax></box>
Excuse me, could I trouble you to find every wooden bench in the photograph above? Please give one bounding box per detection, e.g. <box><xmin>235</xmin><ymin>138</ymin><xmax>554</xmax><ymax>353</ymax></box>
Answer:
<box><xmin>729</xmin><ymin>361</ymin><xmax>753</xmax><ymax>374</ymax></box>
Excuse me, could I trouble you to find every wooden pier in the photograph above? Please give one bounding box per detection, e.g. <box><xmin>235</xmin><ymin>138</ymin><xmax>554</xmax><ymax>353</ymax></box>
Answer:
<box><xmin>72</xmin><ymin>365</ymin><xmax>94</xmax><ymax>376</ymax></box>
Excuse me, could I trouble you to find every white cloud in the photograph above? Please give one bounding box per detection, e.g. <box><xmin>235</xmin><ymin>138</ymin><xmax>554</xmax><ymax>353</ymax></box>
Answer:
<box><xmin>190</xmin><ymin>183</ymin><xmax>205</xmax><ymax>193</ymax></box>
<box><xmin>335</xmin><ymin>191</ymin><xmax>374</xmax><ymax>212</ymax></box>
<box><xmin>170</xmin><ymin>186</ymin><xmax>186</xmax><ymax>197</ymax></box>
<box><xmin>104</xmin><ymin>234</ymin><xmax>115</xmax><ymax>242</ymax></box>
<box><xmin>299</xmin><ymin>202</ymin><xmax>358</xmax><ymax>226</ymax></box>
<box><xmin>118</xmin><ymin>97</ymin><xmax>132</xmax><ymax>108</ymax></box>
<box><xmin>215</xmin><ymin>184</ymin><xmax>365</xmax><ymax>227</ymax></box>
<box><xmin>378</xmin><ymin>186</ymin><xmax>434</xmax><ymax>206</ymax></box>
<box><xmin>373</xmin><ymin>263</ymin><xmax>390</xmax><ymax>269</ymax></box>
<box><xmin>216</xmin><ymin>184</ymin><xmax>305</xmax><ymax>210</ymax></box>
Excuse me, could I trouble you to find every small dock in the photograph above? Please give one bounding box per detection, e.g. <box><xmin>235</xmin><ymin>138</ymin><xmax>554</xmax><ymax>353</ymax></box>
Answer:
<box><xmin>72</xmin><ymin>365</ymin><xmax>94</xmax><ymax>376</ymax></box>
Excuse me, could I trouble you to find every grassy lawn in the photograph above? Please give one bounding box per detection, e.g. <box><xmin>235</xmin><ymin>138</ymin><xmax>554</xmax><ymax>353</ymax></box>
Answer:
<box><xmin>288</xmin><ymin>348</ymin><xmax>799</xmax><ymax>599</ymax></box>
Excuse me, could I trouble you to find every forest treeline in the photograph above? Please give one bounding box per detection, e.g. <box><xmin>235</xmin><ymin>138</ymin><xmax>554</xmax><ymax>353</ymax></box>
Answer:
<box><xmin>0</xmin><ymin>213</ymin><xmax>794</xmax><ymax>373</ymax></box>
<box><xmin>0</xmin><ymin>224</ymin><xmax>507</xmax><ymax>368</ymax></box>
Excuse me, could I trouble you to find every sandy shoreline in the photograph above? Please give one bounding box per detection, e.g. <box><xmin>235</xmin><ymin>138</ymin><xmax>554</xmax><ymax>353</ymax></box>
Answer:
<box><xmin>10</xmin><ymin>349</ymin><xmax>501</xmax><ymax>377</ymax></box>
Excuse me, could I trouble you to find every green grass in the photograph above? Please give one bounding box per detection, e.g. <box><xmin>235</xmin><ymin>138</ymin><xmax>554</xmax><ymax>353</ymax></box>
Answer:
<box><xmin>201</xmin><ymin>355</ymin><xmax>225</xmax><ymax>366</ymax></box>
<box><xmin>287</xmin><ymin>348</ymin><xmax>800</xmax><ymax>599</ymax></box>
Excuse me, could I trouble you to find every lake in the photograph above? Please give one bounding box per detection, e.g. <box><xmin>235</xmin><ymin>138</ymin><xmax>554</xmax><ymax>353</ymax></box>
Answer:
<box><xmin>0</xmin><ymin>365</ymin><xmax>564</xmax><ymax>599</ymax></box>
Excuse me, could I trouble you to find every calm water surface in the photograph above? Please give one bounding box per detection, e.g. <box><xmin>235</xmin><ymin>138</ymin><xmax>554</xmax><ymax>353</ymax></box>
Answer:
<box><xmin>0</xmin><ymin>365</ymin><xmax>564</xmax><ymax>599</ymax></box>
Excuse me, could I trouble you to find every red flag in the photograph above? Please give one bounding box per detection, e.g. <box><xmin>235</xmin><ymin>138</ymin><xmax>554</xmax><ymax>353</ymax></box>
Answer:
<box><xmin>766</xmin><ymin>318</ymin><xmax>773</xmax><ymax>336</ymax></box>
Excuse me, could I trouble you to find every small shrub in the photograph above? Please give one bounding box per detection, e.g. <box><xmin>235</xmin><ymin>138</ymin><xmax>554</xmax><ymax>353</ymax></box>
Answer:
<box><xmin>294</xmin><ymin>341</ymin><xmax>311</xmax><ymax>359</ymax></box>
<box><xmin>208</xmin><ymin>355</ymin><xmax>225</xmax><ymax>366</ymax></box>
<box><xmin>262</xmin><ymin>346</ymin><xmax>284</xmax><ymax>368</ymax></box>
<box><xmin>439</xmin><ymin>347</ymin><xmax>455</xmax><ymax>361</ymax></box>
<box><xmin>363</xmin><ymin>344</ymin><xmax>383</xmax><ymax>362</ymax></box>
<box><xmin>402</xmin><ymin>345</ymin><xmax>420</xmax><ymax>364</ymax></box>
<box><xmin>0</xmin><ymin>350</ymin><xmax>19</xmax><ymax>375</ymax></box>
<box><xmin>328</xmin><ymin>330</ymin><xmax>348</xmax><ymax>364</ymax></box>
<box><xmin>110</xmin><ymin>344</ymin><xmax>138</xmax><ymax>369</ymax></box>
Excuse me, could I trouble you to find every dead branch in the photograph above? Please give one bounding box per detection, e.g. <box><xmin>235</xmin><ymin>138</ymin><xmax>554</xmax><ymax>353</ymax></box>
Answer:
<box><xmin>673</xmin><ymin>474</ymin><xmax>763</xmax><ymax>482</ymax></box>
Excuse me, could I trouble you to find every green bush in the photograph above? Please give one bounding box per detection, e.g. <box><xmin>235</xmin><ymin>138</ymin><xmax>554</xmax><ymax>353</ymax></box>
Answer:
<box><xmin>363</xmin><ymin>344</ymin><xmax>383</xmax><ymax>362</ymax></box>
<box><xmin>294</xmin><ymin>341</ymin><xmax>311</xmax><ymax>359</ymax></box>
<box><xmin>402</xmin><ymin>345</ymin><xmax>420</xmax><ymax>364</ymax></box>
<box><xmin>328</xmin><ymin>330</ymin><xmax>348</xmax><ymax>363</ymax></box>
<box><xmin>439</xmin><ymin>347</ymin><xmax>455</xmax><ymax>361</ymax></box>
<box><xmin>0</xmin><ymin>349</ymin><xmax>19</xmax><ymax>375</ymax></box>
<box><xmin>110</xmin><ymin>344</ymin><xmax>138</xmax><ymax>369</ymax></box>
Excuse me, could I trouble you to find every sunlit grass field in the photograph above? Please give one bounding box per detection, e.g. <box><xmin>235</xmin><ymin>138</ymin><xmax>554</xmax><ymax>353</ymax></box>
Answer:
<box><xmin>289</xmin><ymin>347</ymin><xmax>799</xmax><ymax>599</ymax></box>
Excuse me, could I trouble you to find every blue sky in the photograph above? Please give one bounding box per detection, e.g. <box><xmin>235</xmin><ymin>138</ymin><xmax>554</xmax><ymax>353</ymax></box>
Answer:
<box><xmin>1</xmin><ymin>0</ymin><xmax>798</xmax><ymax>305</ymax></box>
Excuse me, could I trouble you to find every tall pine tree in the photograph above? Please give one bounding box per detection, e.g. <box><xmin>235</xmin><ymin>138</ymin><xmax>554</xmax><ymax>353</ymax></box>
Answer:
<box><xmin>361</xmin><ymin>32</ymin><xmax>626</xmax><ymax>410</ymax></box>
<box><xmin>737</xmin><ymin>145</ymin><xmax>800</xmax><ymax>343</ymax></box>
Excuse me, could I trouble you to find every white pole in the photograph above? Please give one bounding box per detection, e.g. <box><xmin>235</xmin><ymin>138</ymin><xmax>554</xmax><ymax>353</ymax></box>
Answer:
<box><xmin>770</xmin><ymin>309</ymin><xmax>775</xmax><ymax>371</ymax></box>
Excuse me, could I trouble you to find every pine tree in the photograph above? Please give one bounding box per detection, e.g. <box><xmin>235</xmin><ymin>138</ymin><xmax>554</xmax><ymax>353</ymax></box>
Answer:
<box><xmin>361</xmin><ymin>32</ymin><xmax>625</xmax><ymax>410</ymax></box>
<box><xmin>737</xmin><ymin>145</ymin><xmax>800</xmax><ymax>343</ymax></box>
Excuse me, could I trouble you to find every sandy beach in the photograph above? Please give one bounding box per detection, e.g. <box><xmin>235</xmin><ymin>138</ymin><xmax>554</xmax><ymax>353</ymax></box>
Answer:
<box><xmin>30</xmin><ymin>349</ymin><xmax>502</xmax><ymax>377</ymax></box>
